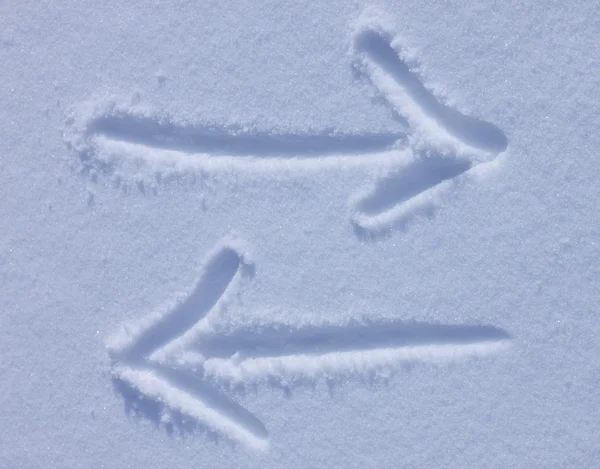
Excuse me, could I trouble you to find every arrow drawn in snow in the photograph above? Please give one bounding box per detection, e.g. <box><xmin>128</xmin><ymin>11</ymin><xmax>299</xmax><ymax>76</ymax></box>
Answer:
<box><xmin>108</xmin><ymin>240</ymin><xmax>512</xmax><ymax>449</ymax></box>
<box><xmin>66</xmin><ymin>23</ymin><xmax>507</xmax><ymax>236</ymax></box>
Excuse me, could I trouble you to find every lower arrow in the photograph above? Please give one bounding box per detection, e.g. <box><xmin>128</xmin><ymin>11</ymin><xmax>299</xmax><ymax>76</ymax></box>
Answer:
<box><xmin>108</xmin><ymin>240</ymin><xmax>511</xmax><ymax>449</ymax></box>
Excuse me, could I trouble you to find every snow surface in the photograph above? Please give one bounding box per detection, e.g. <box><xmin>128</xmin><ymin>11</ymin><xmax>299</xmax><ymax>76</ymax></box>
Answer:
<box><xmin>2</xmin><ymin>0</ymin><xmax>600</xmax><ymax>467</ymax></box>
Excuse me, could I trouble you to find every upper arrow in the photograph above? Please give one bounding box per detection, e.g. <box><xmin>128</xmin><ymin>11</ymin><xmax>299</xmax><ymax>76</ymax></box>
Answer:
<box><xmin>83</xmin><ymin>112</ymin><xmax>403</xmax><ymax>158</ymax></box>
<box><xmin>67</xmin><ymin>25</ymin><xmax>507</xmax><ymax>236</ymax></box>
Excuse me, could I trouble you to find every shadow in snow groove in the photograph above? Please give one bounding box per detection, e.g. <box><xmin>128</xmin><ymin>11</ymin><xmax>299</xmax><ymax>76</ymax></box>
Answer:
<box><xmin>354</xmin><ymin>29</ymin><xmax>508</xmax><ymax>153</ymax></box>
<box><xmin>355</xmin><ymin>153</ymin><xmax>472</xmax><ymax>217</ymax></box>
<box><xmin>194</xmin><ymin>321</ymin><xmax>511</xmax><ymax>359</ymax></box>
<box><xmin>87</xmin><ymin>113</ymin><xmax>403</xmax><ymax>157</ymax></box>
<box><xmin>351</xmin><ymin>28</ymin><xmax>508</xmax><ymax>237</ymax></box>
<box><xmin>121</xmin><ymin>246</ymin><xmax>242</xmax><ymax>359</ymax></box>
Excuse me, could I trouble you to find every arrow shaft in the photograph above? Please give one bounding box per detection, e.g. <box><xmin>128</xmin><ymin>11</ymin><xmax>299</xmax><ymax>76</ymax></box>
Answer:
<box><xmin>88</xmin><ymin>114</ymin><xmax>404</xmax><ymax>158</ymax></box>
<box><xmin>194</xmin><ymin>322</ymin><xmax>511</xmax><ymax>359</ymax></box>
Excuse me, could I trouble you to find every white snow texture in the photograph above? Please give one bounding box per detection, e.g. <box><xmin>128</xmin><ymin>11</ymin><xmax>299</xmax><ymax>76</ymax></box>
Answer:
<box><xmin>2</xmin><ymin>1</ymin><xmax>599</xmax><ymax>468</ymax></box>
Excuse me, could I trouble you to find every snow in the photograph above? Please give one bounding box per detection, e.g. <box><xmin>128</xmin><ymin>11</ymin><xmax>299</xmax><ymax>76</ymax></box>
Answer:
<box><xmin>2</xmin><ymin>0</ymin><xmax>600</xmax><ymax>467</ymax></box>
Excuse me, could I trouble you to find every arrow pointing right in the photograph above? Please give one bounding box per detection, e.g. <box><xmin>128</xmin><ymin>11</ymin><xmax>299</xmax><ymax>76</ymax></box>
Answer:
<box><xmin>66</xmin><ymin>24</ymin><xmax>507</xmax><ymax>236</ymax></box>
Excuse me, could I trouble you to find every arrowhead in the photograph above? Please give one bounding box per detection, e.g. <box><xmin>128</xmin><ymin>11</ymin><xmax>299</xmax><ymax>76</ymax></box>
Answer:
<box><xmin>109</xmin><ymin>238</ymin><xmax>269</xmax><ymax>450</ymax></box>
<box><xmin>349</xmin><ymin>24</ymin><xmax>508</xmax><ymax>236</ymax></box>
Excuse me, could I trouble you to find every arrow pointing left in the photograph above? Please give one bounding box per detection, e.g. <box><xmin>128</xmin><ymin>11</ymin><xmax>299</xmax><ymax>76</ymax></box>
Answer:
<box><xmin>108</xmin><ymin>239</ymin><xmax>511</xmax><ymax>449</ymax></box>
